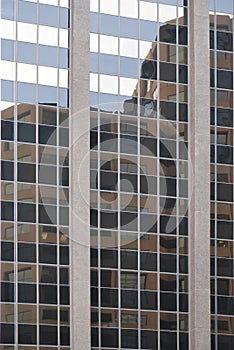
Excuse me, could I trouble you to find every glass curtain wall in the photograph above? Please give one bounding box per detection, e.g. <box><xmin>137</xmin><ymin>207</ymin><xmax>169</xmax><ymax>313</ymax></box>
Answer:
<box><xmin>90</xmin><ymin>1</ymin><xmax>189</xmax><ymax>349</ymax></box>
<box><xmin>0</xmin><ymin>0</ymin><xmax>70</xmax><ymax>348</ymax></box>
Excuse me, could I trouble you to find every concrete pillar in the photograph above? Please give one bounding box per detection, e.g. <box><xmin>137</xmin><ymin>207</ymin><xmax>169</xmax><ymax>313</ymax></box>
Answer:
<box><xmin>189</xmin><ymin>0</ymin><xmax>210</xmax><ymax>349</ymax></box>
<box><xmin>70</xmin><ymin>0</ymin><xmax>90</xmax><ymax>348</ymax></box>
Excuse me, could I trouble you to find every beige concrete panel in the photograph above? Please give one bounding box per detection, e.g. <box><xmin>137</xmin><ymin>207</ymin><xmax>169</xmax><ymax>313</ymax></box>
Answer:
<box><xmin>70</xmin><ymin>0</ymin><xmax>90</xmax><ymax>348</ymax></box>
<box><xmin>189</xmin><ymin>0</ymin><xmax>210</xmax><ymax>349</ymax></box>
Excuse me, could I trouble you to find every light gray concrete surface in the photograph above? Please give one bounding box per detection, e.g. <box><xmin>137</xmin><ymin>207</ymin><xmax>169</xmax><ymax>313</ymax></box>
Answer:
<box><xmin>189</xmin><ymin>0</ymin><xmax>211</xmax><ymax>349</ymax></box>
<box><xmin>70</xmin><ymin>0</ymin><xmax>90</xmax><ymax>348</ymax></box>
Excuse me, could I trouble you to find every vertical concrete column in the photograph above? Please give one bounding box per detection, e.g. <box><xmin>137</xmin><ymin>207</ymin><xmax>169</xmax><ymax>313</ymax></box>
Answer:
<box><xmin>70</xmin><ymin>0</ymin><xmax>90</xmax><ymax>348</ymax></box>
<box><xmin>189</xmin><ymin>0</ymin><xmax>210</xmax><ymax>349</ymax></box>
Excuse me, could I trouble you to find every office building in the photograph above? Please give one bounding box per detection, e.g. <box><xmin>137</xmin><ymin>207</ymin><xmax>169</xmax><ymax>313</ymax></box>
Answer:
<box><xmin>0</xmin><ymin>0</ymin><xmax>233</xmax><ymax>349</ymax></box>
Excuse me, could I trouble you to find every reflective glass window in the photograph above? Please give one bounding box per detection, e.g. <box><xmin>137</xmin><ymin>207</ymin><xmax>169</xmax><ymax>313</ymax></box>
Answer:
<box><xmin>18</xmin><ymin>0</ymin><xmax>37</xmax><ymax>24</ymax></box>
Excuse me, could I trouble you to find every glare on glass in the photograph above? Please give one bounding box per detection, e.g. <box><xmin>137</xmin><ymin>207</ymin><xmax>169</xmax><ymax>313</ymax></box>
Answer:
<box><xmin>17</xmin><ymin>63</ymin><xmax>37</xmax><ymax>84</ymax></box>
<box><xmin>140</xmin><ymin>1</ymin><xmax>157</xmax><ymax>21</ymax></box>
<box><xmin>100</xmin><ymin>35</ymin><xmax>118</xmax><ymax>55</ymax></box>
<box><xmin>100</xmin><ymin>74</ymin><xmax>118</xmax><ymax>94</ymax></box>
<box><xmin>18</xmin><ymin>22</ymin><xmax>37</xmax><ymax>43</ymax></box>
<box><xmin>38</xmin><ymin>66</ymin><xmax>58</xmax><ymax>86</ymax></box>
<box><xmin>39</xmin><ymin>25</ymin><xmax>58</xmax><ymax>46</ymax></box>
<box><xmin>100</xmin><ymin>0</ymin><xmax>118</xmax><ymax>16</ymax></box>
<box><xmin>120</xmin><ymin>38</ymin><xmax>138</xmax><ymax>58</ymax></box>
<box><xmin>120</xmin><ymin>0</ymin><xmax>138</xmax><ymax>19</ymax></box>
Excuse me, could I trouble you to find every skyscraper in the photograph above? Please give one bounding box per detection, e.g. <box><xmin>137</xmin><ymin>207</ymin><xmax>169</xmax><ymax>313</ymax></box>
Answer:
<box><xmin>0</xmin><ymin>0</ymin><xmax>234</xmax><ymax>349</ymax></box>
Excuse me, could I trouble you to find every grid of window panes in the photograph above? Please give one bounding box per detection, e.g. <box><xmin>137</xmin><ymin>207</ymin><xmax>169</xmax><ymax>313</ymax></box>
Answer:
<box><xmin>210</xmin><ymin>1</ymin><xmax>234</xmax><ymax>349</ymax></box>
<box><xmin>90</xmin><ymin>1</ymin><xmax>189</xmax><ymax>349</ymax></box>
<box><xmin>0</xmin><ymin>0</ymin><xmax>70</xmax><ymax>348</ymax></box>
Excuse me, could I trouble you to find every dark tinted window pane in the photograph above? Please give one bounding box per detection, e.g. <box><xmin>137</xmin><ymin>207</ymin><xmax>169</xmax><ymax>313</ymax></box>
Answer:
<box><xmin>18</xmin><ymin>163</ymin><xmax>36</xmax><ymax>183</ymax></box>
<box><xmin>1</xmin><ymin>161</ymin><xmax>14</xmax><ymax>181</ymax></box>
<box><xmin>141</xmin><ymin>252</ymin><xmax>157</xmax><ymax>271</ymax></box>
<box><xmin>160</xmin><ymin>62</ymin><xmax>176</xmax><ymax>82</ymax></box>
<box><xmin>18</xmin><ymin>283</ymin><xmax>36</xmax><ymax>303</ymax></box>
<box><xmin>160</xmin><ymin>24</ymin><xmax>176</xmax><ymax>44</ymax></box>
<box><xmin>60</xmin><ymin>267</ymin><xmax>69</xmax><ymax>284</ymax></box>
<box><xmin>18</xmin><ymin>123</ymin><xmax>36</xmax><ymax>143</ymax></box>
<box><xmin>1</xmin><ymin>201</ymin><xmax>14</xmax><ymax>221</ymax></box>
<box><xmin>101</xmin><ymin>249</ymin><xmax>118</xmax><ymax>268</ymax></box>
<box><xmin>161</xmin><ymin>331</ymin><xmax>177</xmax><ymax>350</ymax></box>
<box><xmin>60</xmin><ymin>326</ymin><xmax>70</xmax><ymax>346</ymax></box>
<box><xmin>217</xmin><ymin>31</ymin><xmax>233</xmax><ymax>51</ymax></box>
<box><xmin>18</xmin><ymin>324</ymin><xmax>36</xmax><ymax>344</ymax></box>
<box><xmin>1</xmin><ymin>241</ymin><xmax>14</xmax><ymax>261</ymax></box>
<box><xmin>60</xmin><ymin>246</ymin><xmax>69</xmax><ymax>265</ymax></box>
<box><xmin>217</xmin><ymin>108</ymin><xmax>233</xmax><ymax>127</ymax></box>
<box><xmin>39</xmin><ymin>244</ymin><xmax>57</xmax><ymax>264</ymax></box>
<box><xmin>39</xmin><ymin>204</ymin><xmax>57</xmax><ymax>224</ymax></box>
<box><xmin>217</xmin><ymin>70</ymin><xmax>233</xmax><ymax>90</ymax></box>
<box><xmin>39</xmin><ymin>125</ymin><xmax>57</xmax><ymax>145</ymax></box>
<box><xmin>122</xmin><ymin>290</ymin><xmax>138</xmax><ymax>309</ymax></box>
<box><xmin>121</xmin><ymin>329</ymin><xmax>138</xmax><ymax>349</ymax></box>
<box><xmin>40</xmin><ymin>325</ymin><xmax>57</xmax><ymax>345</ymax></box>
<box><xmin>160</xmin><ymin>254</ymin><xmax>177</xmax><ymax>273</ymax></box>
<box><xmin>141</xmin><ymin>291</ymin><xmax>157</xmax><ymax>310</ymax></box>
<box><xmin>121</xmin><ymin>250</ymin><xmax>138</xmax><ymax>270</ymax></box>
<box><xmin>59</xmin><ymin>128</ymin><xmax>69</xmax><ymax>147</ymax></box>
<box><xmin>41</xmin><ymin>266</ymin><xmax>57</xmax><ymax>283</ymax></box>
<box><xmin>60</xmin><ymin>286</ymin><xmax>70</xmax><ymax>305</ymax></box>
<box><xmin>101</xmin><ymin>288</ymin><xmax>118</xmax><ymax>308</ymax></box>
<box><xmin>0</xmin><ymin>323</ymin><xmax>14</xmax><ymax>344</ymax></box>
<box><xmin>18</xmin><ymin>203</ymin><xmax>36</xmax><ymax>222</ymax></box>
<box><xmin>101</xmin><ymin>328</ymin><xmax>119</xmax><ymax>348</ymax></box>
<box><xmin>160</xmin><ymin>292</ymin><xmax>176</xmax><ymax>311</ymax></box>
<box><xmin>39</xmin><ymin>165</ymin><xmax>57</xmax><ymax>185</ymax></box>
<box><xmin>1</xmin><ymin>282</ymin><xmax>15</xmax><ymax>302</ymax></box>
<box><xmin>18</xmin><ymin>243</ymin><xmax>36</xmax><ymax>262</ymax></box>
<box><xmin>1</xmin><ymin>120</ymin><xmax>14</xmax><ymax>141</ymax></box>
<box><xmin>141</xmin><ymin>330</ymin><xmax>158</xmax><ymax>349</ymax></box>
<box><xmin>40</xmin><ymin>285</ymin><xmax>57</xmax><ymax>304</ymax></box>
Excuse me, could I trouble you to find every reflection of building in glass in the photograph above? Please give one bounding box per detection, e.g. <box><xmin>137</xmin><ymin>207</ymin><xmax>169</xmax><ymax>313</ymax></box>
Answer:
<box><xmin>1</xmin><ymin>0</ymin><xmax>234</xmax><ymax>349</ymax></box>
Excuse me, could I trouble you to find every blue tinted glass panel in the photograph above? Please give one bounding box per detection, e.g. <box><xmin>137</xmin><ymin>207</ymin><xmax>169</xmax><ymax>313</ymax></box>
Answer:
<box><xmin>90</xmin><ymin>12</ymin><xmax>98</xmax><ymax>33</ymax></box>
<box><xmin>100</xmin><ymin>54</ymin><xmax>118</xmax><ymax>75</ymax></box>
<box><xmin>39</xmin><ymin>85</ymin><xmax>57</xmax><ymax>105</ymax></box>
<box><xmin>59</xmin><ymin>88</ymin><xmax>69</xmax><ymax>108</ymax></box>
<box><xmin>1</xmin><ymin>80</ymin><xmax>14</xmax><ymax>101</ymax></box>
<box><xmin>90</xmin><ymin>52</ymin><xmax>99</xmax><ymax>73</ymax></box>
<box><xmin>100</xmin><ymin>14</ymin><xmax>118</xmax><ymax>36</ymax></box>
<box><xmin>39</xmin><ymin>4</ymin><xmax>59</xmax><ymax>27</ymax></box>
<box><xmin>120</xmin><ymin>17</ymin><xmax>138</xmax><ymax>39</ymax></box>
<box><xmin>1</xmin><ymin>39</ymin><xmax>15</xmax><ymax>60</ymax></box>
<box><xmin>90</xmin><ymin>92</ymin><xmax>98</xmax><ymax>108</ymax></box>
<box><xmin>100</xmin><ymin>93</ymin><xmax>120</xmax><ymax>113</ymax></box>
<box><xmin>1</xmin><ymin>0</ymin><xmax>15</xmax><ymax>20</ymax></box>
<box><xmin>59</xmin><ymin>7</ymin><xmax>69</xmax><ymax>28</ymax></box>
<box><xmin>120</xmin><ymin>57</ymin><xmax>138</xmax><ymax>78</ymax></box>
<box><xmin>18</xmin><ymin>42</ymin><xmax>37</xmax><ymax>64</ymax></box>
<box><xmin>18</xmin><ymin>82</ymin><xmax>36</xmax><ymax>104</ymax></box>
<box><xmin>18</xmin><ymin>0</ymin><xmax>37</xmax><ymax>24</ymax></box>
<box><xmin>216</xmin><ymin>0</ymin><xmax>233</xmax><ymax>14</ymax></box>
<box><xmin>39</xmin><ymin>45</ymin><xmax>58</xmax><ymax>67</ymax></box>
<box><xmin>59</xmin><ymin>48</ymin><xmax>69</xmax><ymax>69</ymax></box>
<box><xmin>140</xmin><ymin>20</ymin><xmax>157</xmax><ymax>41</ymax></box>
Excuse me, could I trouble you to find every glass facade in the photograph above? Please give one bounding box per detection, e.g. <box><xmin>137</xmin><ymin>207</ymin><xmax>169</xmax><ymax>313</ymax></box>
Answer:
<box><xmin>210</xmin><ymin>1</ymin><xmax>234</xmax><ymax>348</ymax></box>
<box><xmin>90</xmin><ymin>1</ymin><xmax>189</xmax><ymax>348</ymax></box>
<box><xmin>0</xmin><ymin>0</ymin><xmax>70</xmax><ymax>348</ymax></box>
